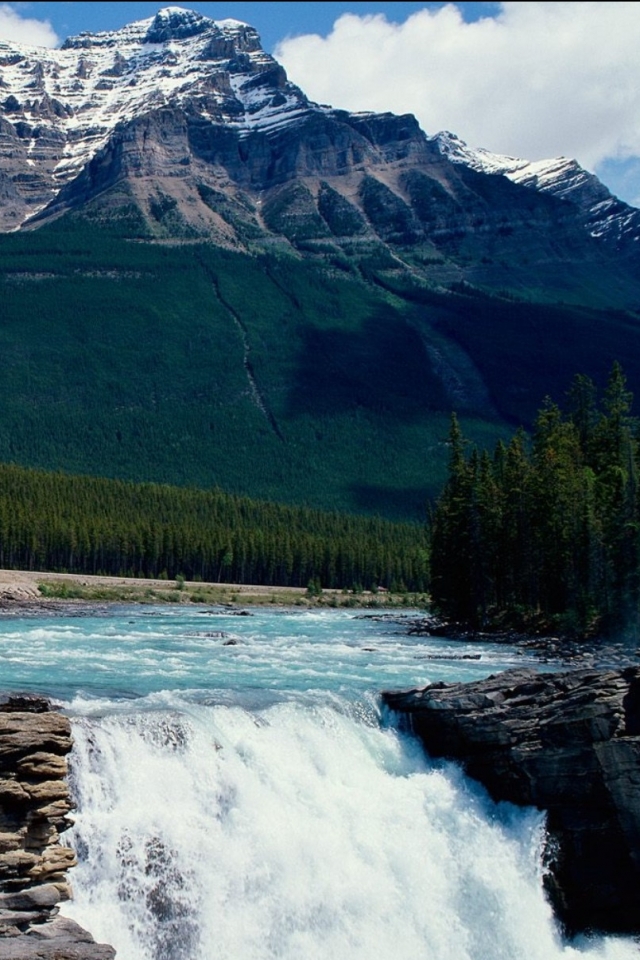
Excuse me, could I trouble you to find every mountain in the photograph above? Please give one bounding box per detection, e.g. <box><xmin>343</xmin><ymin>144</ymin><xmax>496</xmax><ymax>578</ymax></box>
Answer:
<box><xmin>434</xmin><ymin>131</ymin><xmax>640</xmax><ymax>252</ymax></box>
<box><xmin>2</xmin><ymin>4</ymin><xmax>638</xmax><ymax>286</ymax></box>
<box><xmin>0</xmin><ymin>6</ymin><xmax>318</xmax><ymax>232</ymax></box>
<box><xmin>0</xmin><ymin>6</ymin><xmax>640</xmax><ymax>521</ymax></box>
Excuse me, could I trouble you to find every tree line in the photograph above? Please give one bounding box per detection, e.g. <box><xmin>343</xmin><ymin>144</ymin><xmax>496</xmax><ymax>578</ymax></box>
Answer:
<box><xmin>430</xmin><ymin>363</ymin><xmax>640</xmax><ymax>636</ymax></box>
<box><xmin>0</xmin><ymin>464</ymin><xmax>428</xmax><ymax>592</ymax></box>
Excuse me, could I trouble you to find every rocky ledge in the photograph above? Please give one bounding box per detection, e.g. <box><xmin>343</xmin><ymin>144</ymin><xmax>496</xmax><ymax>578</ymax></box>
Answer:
<box><xmin>0</xmin><ymin>696</ymin><xmax>115</xmax><ymax>959</ymax></box>
<box><xmin>383</xmin><ymin>666</ymin><xmax>640</xmax><ymax>936</ymax></box>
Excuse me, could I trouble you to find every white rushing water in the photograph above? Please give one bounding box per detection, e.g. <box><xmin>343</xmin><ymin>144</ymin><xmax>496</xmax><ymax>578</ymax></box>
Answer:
<box><xmin>0</xmin><ymin>606</ymin><xmax>637</xmax><ymax>959</ymax></box>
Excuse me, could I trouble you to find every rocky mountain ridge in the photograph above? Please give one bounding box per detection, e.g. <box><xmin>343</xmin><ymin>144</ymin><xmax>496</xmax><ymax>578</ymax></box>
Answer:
<box><xmin>0</xmin><ymin>5</ymin><xmax>315</xmax><ymax>230</ymax></box>
<box><xmin>435</xmin><ymin>130</ymin><xmax>640</xmax><ymax>251</ymax></box>
<box><xmin>0</xmin><ymin>3</ymin><xmax>637</xmax><ymax>301</ymax></box>
<box><xmin>1</xmin><ymin>8</ymin><xmax>640</xmax><ymax>516</ymax></box>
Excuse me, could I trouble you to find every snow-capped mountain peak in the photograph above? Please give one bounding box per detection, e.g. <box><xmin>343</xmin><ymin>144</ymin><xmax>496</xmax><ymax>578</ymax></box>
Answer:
<box><xmin>0</xmin><ymin>6</ymin><xmax>638</xmax><ymax>257</ymax></box>
<box><xmin>432</xmin><ymin>130</ymin><xmax>528</xmax><ymax>176</ymax></box>
<box><xmin>432</xmin><ymin>131</ymin><xmax>640</xmax><ymax>248</ymax></box>
<box><xmin>0</xmin><ymin>6</ymin><xmax>312</xmax><ymax>227</ymax></box>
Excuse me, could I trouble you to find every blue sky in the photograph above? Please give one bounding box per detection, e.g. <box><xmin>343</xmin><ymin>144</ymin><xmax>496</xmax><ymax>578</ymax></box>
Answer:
<box><xmin>3</xmin><ymin>2</ymin><xmax>640</xmax><ymax>206</ymax></box>
<box><xmin>9</xmin><ymin>3</ymin><xmax>498</xmax><ymax>51</ymax></box>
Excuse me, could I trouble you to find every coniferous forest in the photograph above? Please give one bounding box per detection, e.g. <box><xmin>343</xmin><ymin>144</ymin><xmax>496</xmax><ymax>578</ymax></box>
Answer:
<box><xmin>430</xmin><ymin>363</ymin><xmax>640</xmax><ymax>636</ymax></box>
<box><xmin>6</xmin><ymin>359</ymin><xmax>640</xmax><ymax>632</ymax></box>
<box><xmin>0</xmin><ymin>464</ymin><xmax>428</xmax><ymax>592</ymax></box>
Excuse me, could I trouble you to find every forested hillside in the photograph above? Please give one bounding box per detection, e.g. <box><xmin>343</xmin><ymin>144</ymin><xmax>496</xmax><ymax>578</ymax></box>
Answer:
<box><xmin>0</xmin><ymin>463</ymin><xmax>428</xmax><ymax>591</ymax></box>
<box><xmin>1</xmin><ymin>6</ymin><xmax>640</xmax><ymax>523</ymax></box>
<box><xmin>3</xmin><ymin>217</ymin><xmax>640</xmax><ymax>520</ymax></box>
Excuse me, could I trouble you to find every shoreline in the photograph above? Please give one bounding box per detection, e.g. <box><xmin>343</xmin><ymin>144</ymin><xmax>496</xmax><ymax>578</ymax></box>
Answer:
<box><xmin>405</xmin><ymin>613</ymin><xmax>640</xmax><ymax>670</ymax></box>
<box><xmin>0</xmin><ymin>569</ymin><xmax>426</xmax><ymax>612</ymax></box>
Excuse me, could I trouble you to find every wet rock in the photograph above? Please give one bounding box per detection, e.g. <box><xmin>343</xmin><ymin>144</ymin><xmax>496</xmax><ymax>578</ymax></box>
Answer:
<box><xmin>0</xmin><ymin>700</ymin><xmax>116</xmax><ymax>958</ymax></box>
<box><xmin>17</xmin><ymin>755</ymin><xmax>68</xmax><ymax>779</ymax></box>
<box><xmin>0</xmin><ymin>884</ymin><xmax>61</xmax><ymax>911</ymax></box>
<box><xmin>0</xmin><ymin>917</ymin><xmax>117</xmax><ymax>958</ymax></box>
<box><xmin>383</xmin><ymin>666</ymin><xmax>640</xmax><ymax>935</ymax></box>
<box><xmin>0</xmin><ymin>699</ymin><xmax>51</xmax><ymax>715</ymax></box>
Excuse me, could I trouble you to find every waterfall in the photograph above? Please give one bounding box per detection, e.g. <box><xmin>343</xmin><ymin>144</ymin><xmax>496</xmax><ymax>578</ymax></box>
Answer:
<box><xmin>60</xmin><ymin>696</ymin><xmax>638</xmax><ymax>960</ymax></box>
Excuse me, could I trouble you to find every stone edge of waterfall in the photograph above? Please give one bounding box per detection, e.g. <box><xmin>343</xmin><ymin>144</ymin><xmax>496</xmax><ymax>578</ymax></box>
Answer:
<box><xmin>382</xmin><ymin>665</ymin><xmax>640</xmax><ymax>938</ymax></box>
<box><xmin>0</xmin><ymin>694</ymin><xmax>116</xmax><ymax>960</ymax></box>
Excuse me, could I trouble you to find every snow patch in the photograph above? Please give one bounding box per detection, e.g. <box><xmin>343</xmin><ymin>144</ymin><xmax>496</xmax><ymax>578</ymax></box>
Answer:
<box><xmin>431</xmin><ymin>131</ymin><xmax>640</xmax><ymax>244</ymax></box>
<box><xmin>0</xmin><ymin>6</ymin><xmax>311</xmax><ymax>193</ymax></box>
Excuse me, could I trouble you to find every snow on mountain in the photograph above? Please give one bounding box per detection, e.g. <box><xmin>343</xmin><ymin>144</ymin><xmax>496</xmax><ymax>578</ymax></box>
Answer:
<box><xmin>1</xmin><ymin>4</ymin><xmax>638</xmax><ymax>258</ymax></box>
<box><xmin>433</xmin><ymin>131</ymin><xmax>640</xmax><ymax>249</ymax></box>
<box><xmin>0</xmin><ymin>6</ymin><xmax>313</xmax><ymax>227</ymax></box>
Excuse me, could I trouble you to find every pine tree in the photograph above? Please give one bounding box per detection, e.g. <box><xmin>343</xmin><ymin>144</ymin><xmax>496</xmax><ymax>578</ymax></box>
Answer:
<box><xmin>430</xmin><ymin>363</ymin><xmax>640</xmax><ymax>638</ymax></box>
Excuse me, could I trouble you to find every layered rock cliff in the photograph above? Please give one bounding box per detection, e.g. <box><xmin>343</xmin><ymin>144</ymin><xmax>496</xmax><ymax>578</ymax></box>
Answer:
<box><xmin>383</xmin><ymin>667</ymin><xmax>640</xmax><ymax>935</ymax></box>
<box><xmin>0</xmin><ymin>3</ymin><xmax>636</xmax><ymax>302</ymax></box>
<box><xmin>0</xmin><ymin>696</ymin><xmax>115</xmax><ymax>959</ymax></box>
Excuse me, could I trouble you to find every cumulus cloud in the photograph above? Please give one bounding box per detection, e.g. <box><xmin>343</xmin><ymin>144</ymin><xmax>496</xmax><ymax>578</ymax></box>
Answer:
<box><xmin>275</xmin><ymin>2</ymin><xmax>640</xmax><ymax>173</ymax></box>
<box><xmin>0</xmin><ymin>3</ymin><xmax>58</xmax><ymax>47</ymax></box>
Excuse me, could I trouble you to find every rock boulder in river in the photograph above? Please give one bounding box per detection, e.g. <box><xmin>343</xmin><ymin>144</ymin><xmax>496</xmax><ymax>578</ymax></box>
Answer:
<box><xmin>383</xmin><ymin>666</ymin><xmax>640</xmax><ymax>935</ymax></box>
<box><xmin>0</xmin><ymin>695</ymin><xmax>115</xmax><ymax>959</ymax></box>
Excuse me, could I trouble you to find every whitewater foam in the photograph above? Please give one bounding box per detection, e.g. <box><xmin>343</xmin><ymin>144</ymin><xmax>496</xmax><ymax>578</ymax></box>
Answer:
<box><xmin>2</xmin><ymin>606</ymin><xmax>637</xmax><ymax>957</ymax></box>
<box><xmin>61</xmin><ymin>697</ymin><xmax>638</xmax><ymax>960</ymax></box>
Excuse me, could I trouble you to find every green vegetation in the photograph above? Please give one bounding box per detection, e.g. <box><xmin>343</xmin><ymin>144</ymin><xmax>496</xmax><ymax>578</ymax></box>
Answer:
<box><xmin>37</xmin><ymin>580</ymin><xmax>181</xmax><ymax>603</ymax></box>
<box><xmin>2</xmin><ymin>214</ymin><xmax>640</xmax><ymax>522</ymax></box>
<box><xmin>35</xmin><ymin>577</ymin><xmax>428</xmax><ymax>609</ymax></box>
<box><xmin>0</xmin><ymin>218</ymin><xmax>467</xmax><ymax>520</ymax></box>
<box><xmin>0</xmin><ymin>463</ymin><xmax>428</xmax><ymax>591</ymax></box>
<box><xmin>430</xmin><ymin>363</ymin><xmax>640</xmax><ymax>637</ymax></box>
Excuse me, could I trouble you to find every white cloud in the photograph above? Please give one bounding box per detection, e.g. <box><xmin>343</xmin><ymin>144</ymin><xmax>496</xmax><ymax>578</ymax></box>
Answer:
<box><xmin>275</xmin><ymin>2</ymin><xmax>640</xmax><ymax>174</ymax></box>
<box><xmin>0</xmin><ymin>3</ymin><xmax>58</xmax><ymax>47</ymax></box>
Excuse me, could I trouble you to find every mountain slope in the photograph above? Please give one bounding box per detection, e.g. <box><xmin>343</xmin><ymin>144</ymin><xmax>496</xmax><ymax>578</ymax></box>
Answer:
<box><xmin>434</xmin><ymin>130</ymin><xmax>640</xmax><ymax>253</ymax></box>
<box><xmin>0</xmin><ymin>8</ymin><xmax>639</xmax><ymax>520</ymax></box>
<box><xmin>0</xmin><ymin>7</ymin><xmax>309</xmax><ymax>229</ymax></box>
<box><xmin>2</xmin><ymin>216</ymin><xmax>640</xmax><ymax>521</ymax></box>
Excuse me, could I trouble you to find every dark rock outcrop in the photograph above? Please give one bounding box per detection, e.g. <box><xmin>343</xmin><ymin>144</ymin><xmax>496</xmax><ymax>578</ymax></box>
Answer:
<box><xmin>0</xmin><ymin>696</ymin><xmax>115</xmax><ymax>959</ymax></box>
<box><xmin>383</xmin><ymin>667</ymin><xmax>640</xmax><ymax>935</ymax></box>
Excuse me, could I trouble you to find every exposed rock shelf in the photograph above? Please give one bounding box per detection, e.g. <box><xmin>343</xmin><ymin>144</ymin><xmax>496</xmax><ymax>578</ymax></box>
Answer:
<box><xmin>383</xmin><ymin>667</ymin><xmax>640</xmax><ymax>935</ymax></box>
<box><xmin>0</xmin><ymin>696</ymin><xmax>115</xmax><ymax>959</ymax></box>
